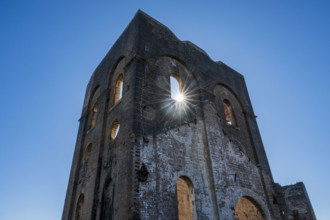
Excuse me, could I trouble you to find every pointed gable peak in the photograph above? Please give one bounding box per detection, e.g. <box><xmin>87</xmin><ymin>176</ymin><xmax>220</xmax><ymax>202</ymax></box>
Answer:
<box><xmin>129</xmin><ymin>9</ymin><xmax>180</xmax><ymax>42</ymax></box>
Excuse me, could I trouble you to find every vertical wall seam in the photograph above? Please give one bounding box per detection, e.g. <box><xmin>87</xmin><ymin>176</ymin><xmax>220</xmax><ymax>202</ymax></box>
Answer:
<box><xmin>243</xmin><ymin>112</ymin><xmax>274</xmax><ymax>218</ymax></box>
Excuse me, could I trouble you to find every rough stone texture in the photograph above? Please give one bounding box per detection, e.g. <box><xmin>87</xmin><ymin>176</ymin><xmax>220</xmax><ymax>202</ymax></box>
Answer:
<box><xmin>235</xmin><ymin>197</ymin><xmax>263</xmax><ymax>220</ymax></box>
<box><xmin>274</xmin><ymin>182</ymin><xmax>316</xmax><ymax>220</ymax></box>
<box><xmin>62</xmin><ymin>10</ymin><xmax>316</xmax><ymax>220</ymax></box>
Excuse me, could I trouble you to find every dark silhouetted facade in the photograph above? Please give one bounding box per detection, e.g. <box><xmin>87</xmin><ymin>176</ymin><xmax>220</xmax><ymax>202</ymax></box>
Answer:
<box><xmin>62</xmin><ymin>10</ymin><xmax>315</xmax><ymax>220</ymax></box>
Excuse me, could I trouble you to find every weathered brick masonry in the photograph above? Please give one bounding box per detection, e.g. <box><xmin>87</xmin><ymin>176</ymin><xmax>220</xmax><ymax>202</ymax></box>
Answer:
<box><xmin>62</xmin><ymin>10</ymin><xmax>316</xmax><ymax>220</ymax></box>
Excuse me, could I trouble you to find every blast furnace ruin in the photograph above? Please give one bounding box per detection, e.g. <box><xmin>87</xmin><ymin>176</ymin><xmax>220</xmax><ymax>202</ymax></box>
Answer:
<box><xmin>62</xmin><ymin>10</ymin><xmax>315</xmax><ymax>220</ymax></box>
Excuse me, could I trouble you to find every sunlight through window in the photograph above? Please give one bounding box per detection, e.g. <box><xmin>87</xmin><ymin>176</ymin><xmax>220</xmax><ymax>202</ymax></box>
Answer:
<box><xmin>171</xmin><ymin>75</ymin><xmax>184</xmax><ymax>102</ymax></box>
<box><xmin>109</xmin><ymin>120</ymin><xmax>120</xmax><ymax>140</ymax></box>
<box><xmin>112</xmin><ymin>74</ymin><xmax>123</xmax><ymax>106</ymax></box>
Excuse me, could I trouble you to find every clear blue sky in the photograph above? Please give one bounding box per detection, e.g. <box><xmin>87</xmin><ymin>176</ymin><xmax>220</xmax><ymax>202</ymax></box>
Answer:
<box><xmin>0</xmin><ymin>1</ymin><xmax>329</xmax><ymax>219</ymax></box>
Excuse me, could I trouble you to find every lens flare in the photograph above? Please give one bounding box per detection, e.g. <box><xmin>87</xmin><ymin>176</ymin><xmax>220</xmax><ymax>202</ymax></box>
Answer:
<box><xmin>175</xmin><ymin>93</ymin><xmax>185</xmax><ymax>102</ymax></box>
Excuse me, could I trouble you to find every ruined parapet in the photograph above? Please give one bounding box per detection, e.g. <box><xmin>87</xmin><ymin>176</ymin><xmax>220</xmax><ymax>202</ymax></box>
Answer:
<box><xmin>274</xmin><ymin>182</ymin><xmax>316</xmax><ymax>220</ymax></box>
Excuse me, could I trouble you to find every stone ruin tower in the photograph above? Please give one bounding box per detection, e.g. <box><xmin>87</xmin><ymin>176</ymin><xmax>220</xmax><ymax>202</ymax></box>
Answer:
<box><xmin>62</xmin><ymin>10</ymin><xmax>316</xmax><ymax>220</ymax></box>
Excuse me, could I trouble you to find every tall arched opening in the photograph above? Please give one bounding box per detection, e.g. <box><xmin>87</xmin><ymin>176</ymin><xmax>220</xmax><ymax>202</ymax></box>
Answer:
<box><xmin>88</xmin><ymin>86</ymin><xmax>100</xmax><ymax>129</ymax></box>
<box><xmin>223</xmin><ymin>99</ymin><xmax>236</xmax><ymax>126</ymax></box>
<box><xmin>101</xmin><ymin>178</ymin><xmax>114</xmax><ymax>220</ymax></box>
<box><xmin>176</xmin><ymin>177</ymin><xmax>197</xmax><ymax>220</ymax></box>
<box><xmin>235</xmin><ymin>196</ymin><xmax>265</xmax><ymax>220</ymax></box>
<box><xmin>75</xmin><ymin>194</ymin><xmax>84</xmax><ymax>220</ymax></box>
<box><xmin>112</xmin><ymin>74</ymin><xmax>123</xmax><ymax>106</ymax></box>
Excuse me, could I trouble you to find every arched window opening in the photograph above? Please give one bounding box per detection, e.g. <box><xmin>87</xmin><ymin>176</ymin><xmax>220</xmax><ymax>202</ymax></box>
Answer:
<box><xmin>235</xmin><ymin>197</ymin><xmax>265</xmax><ymax>220</ymax></box>
<box><xmin>76</xmin><ymin>194</ymin><xmax>84</xmax><ymax>220</ymax></box>
<box><xmin>90</xmin><ymin>101</ymin><xmax>98</xmax><ymax>128</ymax></box>
<box><xmin>109</xmin><ymin>120</ymin><xmax>120</xmax><ymax>140</ymax></box>
<box><xmin>171</xmin><ymin>75</ymin><xmax>184</xmax><ymax>102</ymax></box>
<box><xmin>84</xmin><ymin>143</ymin><xmax>92</xmax><ymax>162</ymax></box>
<box><xmin>113</xmin><ymin>74</ymin><xmax>123</xmax><ymax>106</ymax></box>
<box><xmin>177</xmin><ymin>177</ymin><xmax>197</xmax><ymax>220</ymax></box>
<box><xmin>223</xmin><ymin>99</ymin><xmax>236</xmax><ymax>126</ymax></box>
<box><xmin>101</xmin><ymin>178</ymin><xmax>114</xmax><ymax>220</ymax></box>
